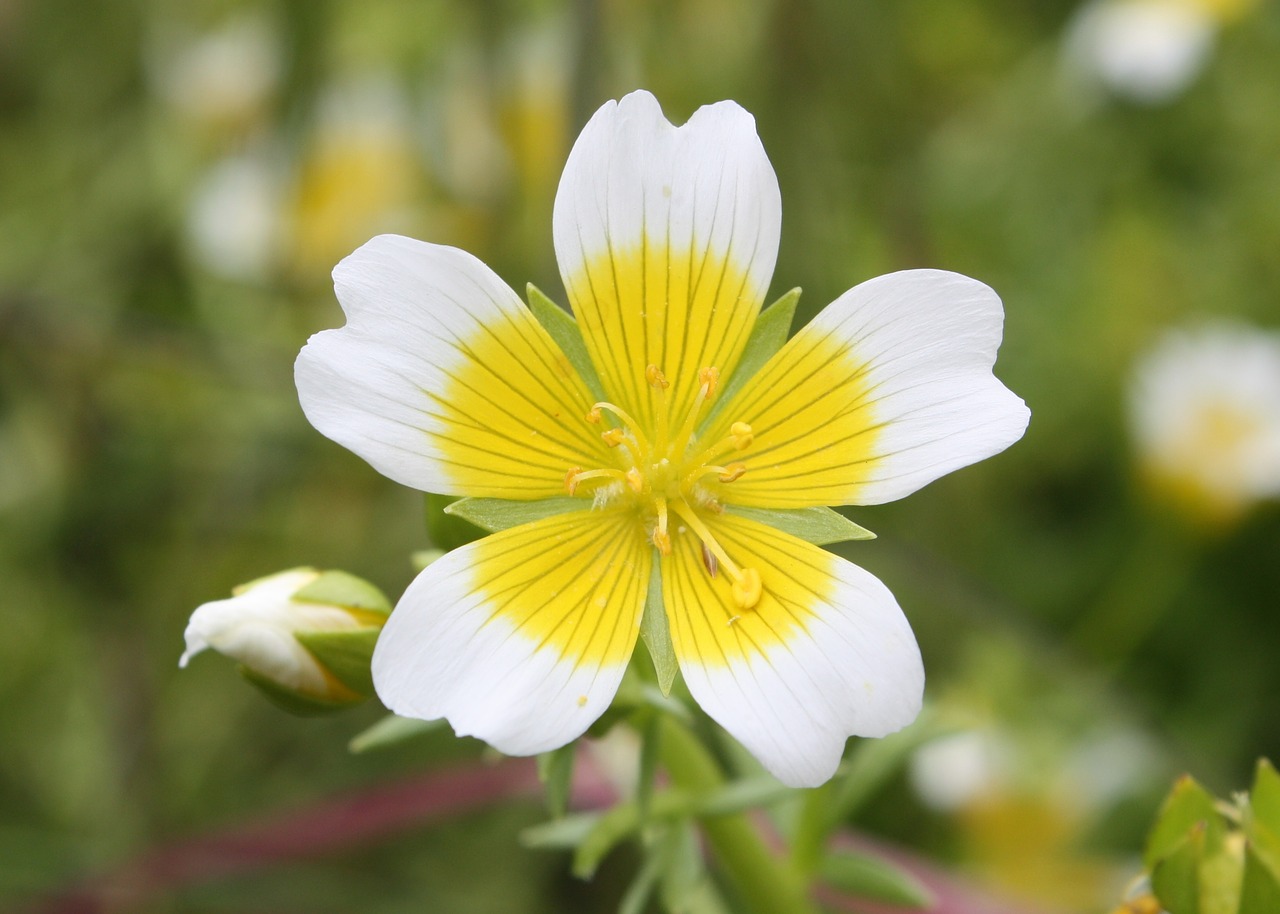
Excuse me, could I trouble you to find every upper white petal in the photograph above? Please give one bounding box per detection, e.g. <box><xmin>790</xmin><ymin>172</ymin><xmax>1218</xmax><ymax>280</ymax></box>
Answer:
<box><xmin>295</xmin><ymin>234</ymin><xmax>600</xmax><ymax>497</ymax></box>
<box><xmin>811</xmin><ymin>269</ymin><xmax>1029</xmax><ymax>505</ymax></box>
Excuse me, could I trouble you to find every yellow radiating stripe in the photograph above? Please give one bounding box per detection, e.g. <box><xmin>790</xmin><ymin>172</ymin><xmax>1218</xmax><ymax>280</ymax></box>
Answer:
<box><xmin>702</xmin><ymin>328</ymin><xmax>882</xmax><ymax>508</ymax></box>
<box><xmin>663</xmin><ymin>512</ymin><xmax>836</xmax><ymax>667</ymax></box>
<box><xmin>436</xmin><ymin>305</ymin><xmax>609</xmax><ymax>499</ymax></box>
<box><xmin>469</xmin><ymin>510</ymin><xmax>651</xmax><ymax>667</ymax></box>
<box><xmin>565</xmin><ymin>242</ymin><xmax>761</xmax><ymax>438</ymax></box>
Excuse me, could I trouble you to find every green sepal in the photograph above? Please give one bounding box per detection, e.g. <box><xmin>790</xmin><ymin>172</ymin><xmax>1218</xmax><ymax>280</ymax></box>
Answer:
<box><xmin>232</xmin><ymin>566</ymin><xmax>314</xmax><ymax>595</ymax></box>
<box><xmin>527</xmin><ymin>283</ymin><xmax>606</xmax><ymax>401</ymax></box>
<box><xmin>537</xmin><ymin>742</ymin><xmax>577</xmax><ymax>819</ymax></box>
<box><xmin>1241</xmin><ymin>842</ymin><xmax>1280</xmax><ymax>914</ymax></box>
<box><xmin>348</xmin><ymin>714</ymin><xmax>447</xmax><ymax>753</ymax></box>
<box><xmin>703</xmin><ymin>287</ymin><xmax>800</xmax><ymax>428</ymax></box>
<box><xmin>444</xmin><ymin>496</ymin><xmax>584</xmax><ymax>533</ymax></box>
<box><xmin>293</xmin><ymin>570</ymin><xmax>391</xmax><ymax>615</ymax></box>
<box><xmin>1199</xmin><ymin>836</ymin><xmax>1243</xmax><ymax>914</ymax></box>
<box><xmin>1146</xmin><ymin>775</ymin><xmax>1222</xmax><ymax>869</ymax></box>
<box><xmin>237</xmin><ymin>664</ymin><xmax>362</xmax><ymax>715</ymax></box>
<box><xmin>1151</xmin><ymin>825</ymin><xmax>1204</xmax><ymax>914</ymax></box>
<box><xmin>817</xmin><ymin>850</ymin><xmax>934</xmax><ymax>909</ymax></box>
<box><xmin>724</xmin><ymin>504</ymin><xmax>875</xmax><ymax>545</ymax></box>
<box><xmin>294</xmin><ymin>626</ymin><xmax>381</xmax><ymax>696</ymax></box>
<box><xmin>425</xmin><ymin>492</ymin><xmax>485</xmax><ymax>550</ymax></box>
<box><xmin>640</xmin><ymin>561</ymin><xmax>678</xmax><ymax>696</ymax></box>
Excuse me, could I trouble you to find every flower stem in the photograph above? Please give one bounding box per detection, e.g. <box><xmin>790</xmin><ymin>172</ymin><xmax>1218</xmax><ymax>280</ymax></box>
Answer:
<box><xmin>658</xmin><ymin>718</ymin><xmax>819</xmax><ymax>914</ymax></box>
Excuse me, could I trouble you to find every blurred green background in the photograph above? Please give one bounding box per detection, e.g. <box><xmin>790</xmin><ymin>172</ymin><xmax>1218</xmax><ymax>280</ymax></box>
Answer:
<box><xmin>2</xmin><ymin>0</ymin><xmax>1279</xmax><ymax>911</ymax></box>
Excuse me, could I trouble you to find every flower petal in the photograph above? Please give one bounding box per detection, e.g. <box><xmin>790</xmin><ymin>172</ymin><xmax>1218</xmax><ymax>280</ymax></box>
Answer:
<box><xmin>372</xmin><ymin>509</ymin><xmax>651</xmax><ymax>755</ymax></box>
<box><xmin>662</xmin><ymin>512</ymin><xmax>923</xmax><ymax>787</ymax></box>
<box><xmin>707</xmin><ymin>269</ymin><xmax>1029</xmax><ymax>508</ymax></box>
<box><xmin>296</xmin><ymin>234</ymin><xmax>607</xmax><ymax>499</ymax></box>
<box><xmin>553</xmin><ymin>90</ymin><xmax>781</xmax><ymax>433</ymax></box>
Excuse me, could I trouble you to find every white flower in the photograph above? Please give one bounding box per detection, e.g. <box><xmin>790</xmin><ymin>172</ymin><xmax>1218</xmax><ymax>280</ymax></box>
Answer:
<box><xmin>910</xmin><ymin>730</ymin><xmax>1011</xmax><ymax>811</ymax></box>
<box><xmin>296</xmin><ymin>91</ymin><xmax>1028</xmax><ymax>786</ymax></box>
<box><xmin>181</xmin><ymin>568</ymin><xmax>388</xmax><ymax>708</ymax></box>
<box><xmin>151</xmin><ymin>13</ymin><xmax>282</xmax><ymax>128</ymax></box>
<box><xmin>1130</xmin><ymin>322</ymin><xmax>1280</xmax><ymax>522</ymax></box>
<box><xmin>1064</xmin><ymin>0</ymin><xmax>1216</xmax><ymax>104</ymax></box>
<box><xmin>185</xmin><ymin>151</ymin><xmax>284</xmax><ymax>282</ymax></box>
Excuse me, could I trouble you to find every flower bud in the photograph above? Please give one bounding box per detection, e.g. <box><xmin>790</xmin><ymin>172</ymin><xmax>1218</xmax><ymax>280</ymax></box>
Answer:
<box><xmin>180</xmin><ymin>567</ymin><xmax>390</xmax><ymax>714</ymax></box>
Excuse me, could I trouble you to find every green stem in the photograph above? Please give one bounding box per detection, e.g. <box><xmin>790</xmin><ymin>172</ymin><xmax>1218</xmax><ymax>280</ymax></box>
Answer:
<box><xmin>659</xmin><ymin>718</ymin><xmax>819</xmax><ymax>914</ymax></box>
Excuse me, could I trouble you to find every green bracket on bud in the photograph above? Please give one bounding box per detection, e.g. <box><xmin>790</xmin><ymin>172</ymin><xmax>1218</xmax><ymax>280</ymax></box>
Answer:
<box><xmin>181</xmin><ymin>567</ymin><xmax>391</xmax><ymax>716</ymax></box>
<box><xmin>1136</xmin><ymin>760</ymin><xmax>1280</xmax><ymax>914</ymax></box>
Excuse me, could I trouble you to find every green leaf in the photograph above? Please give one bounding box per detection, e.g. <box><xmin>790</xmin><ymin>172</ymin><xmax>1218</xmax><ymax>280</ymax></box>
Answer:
<box><xmin>573</xmin><ymin>802</ymin><xmax>643</xmax><ymax>878</ymax></box>
<box><xmin>704</xmin><ymin>288</ymin><xmax>800</xmax><ymax>427</ymax></box>
<box><xmin>237</xmin><ymin>665</ymin><xmax>361</xmax><ymax>715</ymax></box>
<box><xmin>830</xmin><ymin>714</ymin><xmax>946</xmax><ymax>824</ymax></box>
<box><xmin>425</xmin><ymin>492</ymin><xmax>485</xmax><ymax>550</ymax></box>
<box><xmin>293</xmin><ymin>570</ymin><xmax>391</xmax><ymax>615</ymax></box>
<box><xmin>817</xmin><ymin>850</ymin><xmax>934</xmax><ymax>909</ymax></box>
<box><xmin>1241</xmin><ymin>843</ymin><xmax>1280</xmax><ymax>914</ymax></box>
<box><xmin>295</xmin><ymin>627</ymin><xmax>381</xmax><ymax>695</ymax></box>
<box><xmin>520</xmin><ymin>812</ymin><xmax>601</xmax><ymax>850</ymax></box>
<box><xmin>638</xmin><ymin>714</ymin><xmax>662</xmax><ymax>817</ymax></box>
<box><xmin>527</xmin><ymin>283</ymin><xmax>606</xmax><ymax>400</ymax></box>
<box><xmin>640</xmin><ymin>561</ymin><xmax>678</xmax><ymax>696</ymax></box>
<box><xmin>348</xmin><ymin>714</ymin><xmax>447</xmax><ymax>753</ymax></box>
<box><xmin>1151</xmin><ymin>826</ymin><xmax>1204</xmax><ymax>914</ymax></box>
<box><xmin>1147</xmin><ymin>776</ymin><xmax>1222</xmax><ymax>869</ymax></box>
<box><xmin>723</xmin><ymin>505</ymin><xmax>874</xmax><ymax>545</ymax></box>
<box><xmin>537</xmin><ymin>743</ymin><xmax>577</xmax><ymax>819</ymax></box>
<box><xmin>1199</xmin><ymin>838</ymin><xmax>1244</xmax><ymax>914</ymax></box>
<box><xmin>619</xmin><ymin>843</ymin><xmax>666</xmax><ymax>914</ymax></box>
<box><xmin>660</xmin><ymin>821</ymin><xmax>706</xmax><ymax>914</ymax></box>
<box><xmin>693</xmin><ymin>775</ymin><xmax>793</xmax><ymax>818</ymax></box>
<box><xmin>444</xmin><ymin>496</ymin><xmax>584</xmax><ymax>533</ymax></box>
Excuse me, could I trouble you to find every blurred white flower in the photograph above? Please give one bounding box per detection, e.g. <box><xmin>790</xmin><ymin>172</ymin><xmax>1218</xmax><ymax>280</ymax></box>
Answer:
<box><xmin>1130</xmin><ymin>322</ymin><xmax>1280</xmax><ymax>522</ymax></box>
<box><xmin>909</xmin><ymin>729</ymin><xmax>1012</xmax><ymax>811</ymax></box>
<box><xmin>151</xmin><ymin>12</ymin><xmax>283</xmax><ymax>129</ymax></box>
<box><xmin>1063</xmin><ymin>0</ymin><xmax>1215</xmax><ymax>104</ymax></box>
<box><xmin>185</xmin><ymin>151</ymin><xmax>284</xmax><ymax>282</ymax></box>
<box><xmin>181</xmin><ymin>568</ymin><xmax>388</xmax><ymax>709</ymax></box>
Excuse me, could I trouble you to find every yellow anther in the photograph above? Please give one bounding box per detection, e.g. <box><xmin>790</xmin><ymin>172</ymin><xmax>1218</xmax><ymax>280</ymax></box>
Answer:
<box><xmin>625</xmin><ymin>467</ymin><xmax>645</xmax><ymax>493</ymax></box>
<box><xmin>730</xmin><ymin>422</ymin><xmax>754</xmax><ymax>449</ymax></box>
<box><xmin>564</xmin><ymin>466</ymin><xmax>583</xmax><ymax>494</ymax></box>
<box><xmin>698</xmin><ymin>366</ymin><xmax>720</xmax><ymax>397</ymax></box>
<box><xmin>601</xmin><ymin>428</ymin><xmax>625</xmax><ymax>448</ymax></box>
<box><xmin>652</xmin><ymin>528</ymin><xmax>672</xmax><ymax>556</ymax></box>
<box><xmin>585</xmin><ymin>406</ymin><xmax>602</xmax><ymax>424</ymax></box>
<box><xmin>731</xmin><ymin>567</ymin><xmax>763</xmax><ymax>610</ymax></box>
<box><xmin>718</xmin><ymin>462</ymin><xmax>747</xmax><ymax>483</ymax></box>
<box><xmin>646</xmin><ymin>364</ymin><xmax>670</xmax><ymax>389</ymax></box>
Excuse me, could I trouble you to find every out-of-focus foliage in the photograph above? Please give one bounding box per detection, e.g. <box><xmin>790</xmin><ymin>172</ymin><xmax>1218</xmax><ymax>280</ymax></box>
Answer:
<box><xmin>2</xmin><ymin>0</ymin><xmax>1279</xmax><ymax>911</ymax></box>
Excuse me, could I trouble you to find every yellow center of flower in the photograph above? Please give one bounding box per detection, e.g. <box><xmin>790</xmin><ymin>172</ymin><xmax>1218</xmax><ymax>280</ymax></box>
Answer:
<box><xmin>564</xmin><ymin>365</ymin><xmax>763</xmax><ymax>609</ymax></box>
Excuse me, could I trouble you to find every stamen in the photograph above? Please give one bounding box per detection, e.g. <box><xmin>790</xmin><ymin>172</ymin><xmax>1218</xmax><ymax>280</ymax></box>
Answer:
<box><xmin>730</xmin><ymin>422</ymin><xmax>754</xmax><ymax>449</ymax></box>
<box><xmin>585</xmin><ymin>406</ymin><xmax>602</xmax><ymax>424</ymax></box>
<box><xmin>592</xmin><ymin>401</ymin><xmax>650</xmax><ymax>455</ymax></box>
<box><xmin>701</xmin><ymin>542</ymin><xmax>718</xmax><ymax>577</ymax></box>
<box><xmin>601</xmin><ymin>428</ymin><xmax>625</xmax><ymax>448</ymax></box>
<box><xmin>645</xmin><ymin>364</ymin><xmax>670</xmax><ymax>389</ymax></box>
<box><xmin>718</xmin><ymin>462</ymin><xmax>747</xmax><ymax>483</ymax></box>
<box><xmin>669</xmin><ymin>365</ymin><xmax>720</xmax><ymax>460</ymax></box>
<box><xmin>624</xmin><ymin>467</ymin><xmax>645</xmax><ymax>494</ymax></box>
<box><xmin>670</xmin><ymin>501</ymin><xmax>764</xmax><ymax>609</ymax></box>
<box><xmin>731</xmin><ymin>568</ymin><xmax>762</xmax><ymax>610</ymax></box>
<box><xmin>652</xmin><ymin>497</ymin><xmax>671</xmax><ymax>555</ymax></box>
<box><xmin>565</xmin><ymin>467</ymin><xmax>625</xmax><ymax>495</ymax></box>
